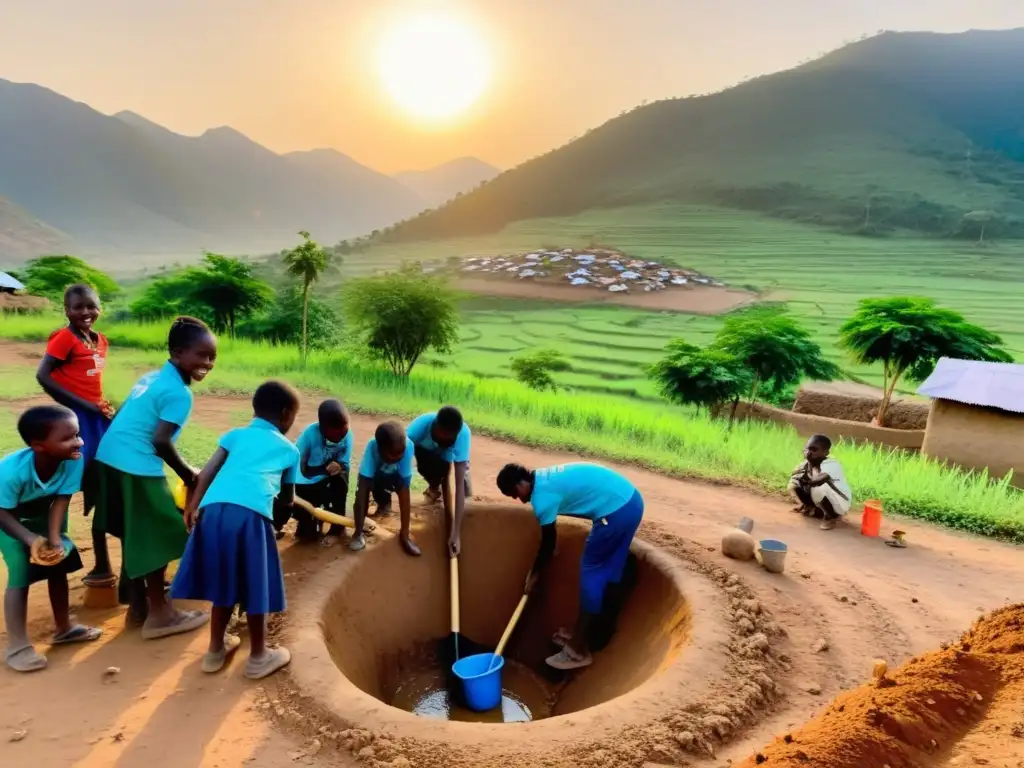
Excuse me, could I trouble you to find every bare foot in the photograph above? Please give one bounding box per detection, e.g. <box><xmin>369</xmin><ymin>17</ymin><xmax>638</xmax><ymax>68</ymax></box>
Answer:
<box><xmin>400</xmin><ymin>535</ymin><xmax>422</xmax><ymax>557</ymax></box>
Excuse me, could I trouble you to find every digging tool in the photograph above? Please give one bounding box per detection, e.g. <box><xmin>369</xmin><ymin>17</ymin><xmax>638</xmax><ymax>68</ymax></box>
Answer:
<box><xmin>486</xmin><ymin>592</ymin><xmax>529</xmax><ymax>672</ymax></box>
<box><xmin>309</xmin><ymin>507</ymin><xmax>375</xmax><ymax>532</ymax></box>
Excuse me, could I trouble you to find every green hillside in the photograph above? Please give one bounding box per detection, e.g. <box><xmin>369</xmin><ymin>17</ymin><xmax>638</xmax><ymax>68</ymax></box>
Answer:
<box><xmin>382</xmin><ymin>29</ymin><xmax>1024</xmax><ymax>242</ymax></box>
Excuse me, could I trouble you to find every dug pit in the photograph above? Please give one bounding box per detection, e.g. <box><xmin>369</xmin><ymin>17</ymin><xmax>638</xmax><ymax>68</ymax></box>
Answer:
<box><xmin>286</xmin><ymin>505</ymin><xmax>781</xmax><ymax>766</ymax></box>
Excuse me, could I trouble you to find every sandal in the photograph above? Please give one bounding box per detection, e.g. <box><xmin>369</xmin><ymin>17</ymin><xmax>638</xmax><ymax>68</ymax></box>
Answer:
<box><xmin>348</xmin><ymin>534</ymin><xmax>366</xmax><ymax>552</ymax></box>
<box><xmin>545</xmin><ymin>647</ymin><xmax>593</xmax><ymax>671</ymax></box>
<box><xmin>83</xmin><ymin>572</ymin><xmax>117</xmax><ymax>588</ymax></box>
<box><xmin>202</xmin><ymin>634</ymin><xmax>242</xmax><ymax>673</ymax></box>
<box><xmin>423</xmin><ymin>487</ymin><xmax>442</xmax><ymax>505</ymax></box>
<box><xmin>551</xmin><ymin>628</ymin><xmax>572</xmax><ymax>647</ymax></box>
<box><xmin>820</xmin><ymin>519</ymin><xmax>837</xmax><ymax>531</ymax></box>
<box><xmin>141</xmin><ymin>609</ymin><xmax>210</xmax><ymax>640</ymax></box>
<box><xmin>52</xmin><ymin>625</ymin><xmax>103</xmax><ymax>645</ymax></box>
<box><xmin>4</xmin><ymin>645</ymin><xmax>47</xmax><ymax>673</ymax></box>
<box><xmin>245</xmin><ymin>647</ymin><xmax>291</xmax><ymax>680</ymax></box>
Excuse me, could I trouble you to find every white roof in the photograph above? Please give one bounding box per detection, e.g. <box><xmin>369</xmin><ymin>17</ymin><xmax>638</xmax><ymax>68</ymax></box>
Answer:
<box><xmin>917</xmin><ymin>357</ymin><xmax>1024</xmax><ymax>414</ymax></box>
<box><xmin>0</xmin><ymin>271</ymin><xmax>25</xmax><ymax>291</ymax></box>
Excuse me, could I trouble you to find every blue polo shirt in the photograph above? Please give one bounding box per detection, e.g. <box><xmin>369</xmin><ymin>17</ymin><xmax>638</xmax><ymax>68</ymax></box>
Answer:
<box><xmin>96</xmin><ymin>362</ymin><xmax>193</xmax><ymax>477</ymax></box>
<box><xmin>295</xmin><ymin>422</ymin><xmax>354</xmax><ymax>485</ymax></box>
<box><xmin>406</xmin><ymin>413</ymin><xmax>471</xmax><ymax>463</ymax></box>
<box><xmin>0</xmin><ymin>449</ymin><xmax>84</xmax><ymax>510</ymax></box>
<box><xmin>530</xmin><ymin>463</ymin><xmax>636</xmax><ymax>526</ymax></box>
<box><xmin>358</xmin><ymin>437</ymin><xmax>414</xmax><ymax>488</ymax></box>
<box><xmin>200</xmin><ymin>419</ymin><xmax>300</xmax><ymax>519</ymax></box>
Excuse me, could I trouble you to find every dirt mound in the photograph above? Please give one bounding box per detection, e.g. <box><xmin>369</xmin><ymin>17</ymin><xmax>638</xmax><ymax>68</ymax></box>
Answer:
<box><xmin>793</xmin><ymin>387</ymin><xmax>929</xmax><ymax>430</ymax></box>
<box><xmin>0</xmin><ymin>292</ymin><xmax>50</xmax><ymax>313</ymax></box>
<box><xmin>737</xmin><ymin>605</ymin><xmax>1024</xmax><ymax>768</ymax></box>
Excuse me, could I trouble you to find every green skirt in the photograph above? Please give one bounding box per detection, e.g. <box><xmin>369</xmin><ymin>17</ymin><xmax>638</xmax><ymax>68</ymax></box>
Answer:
<box><xmin>0</xmin><ymin>498</ymin><xmax>82</xmax><ymax>590</ymax></box>
<box><xmin>93</xmin><ymin>462</ymin><xmax>188</xmax><ymax>580</ymax></box>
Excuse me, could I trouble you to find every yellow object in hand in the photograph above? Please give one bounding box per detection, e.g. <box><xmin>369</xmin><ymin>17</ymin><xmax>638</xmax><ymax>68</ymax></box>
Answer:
<box><xmin>172</xmin><ymin>478</ymin><xmax>188</xmax><ymax>511</ymax></box>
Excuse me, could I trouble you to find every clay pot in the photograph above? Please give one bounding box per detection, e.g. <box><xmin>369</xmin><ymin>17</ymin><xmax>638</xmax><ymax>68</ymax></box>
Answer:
<box><xmin>722</xmin><ymin>529</ymin><xmax>756</xmax><ymax>561</ymax></box>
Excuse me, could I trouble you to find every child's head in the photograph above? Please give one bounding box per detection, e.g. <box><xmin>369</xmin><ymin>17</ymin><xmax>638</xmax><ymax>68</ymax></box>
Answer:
<box><xmin>804</xmin><ymin>434</ymin><xmax>832</xmax><ymax>465</ymax></box>
<box><xmin>496</xmin><ymin>463</ymin><xmax>533</xmax><ymax>503</ymax></box>
<box><xmin>317</xmin><ymin>399</ymin><xmax>350</xmax><ymax>443</ymax></box>
<box><xmin>253</xmin><ymin>380</ymin><xmax>301</xmax><ymax>434</ymax></box>
<box><xmin>168</xmin><ymin>316</ymin><xmax>217</xmax><ymax>383</ymax></box>
<box><xmin>374</xmin><ymin>421</ymin><xmax>407</xmax><ymax>464</ymax></box>
<box><xmin>63</xmin><ymin>284</ymin><xmax>101</xmax><ymax>333</ymax></box>
<box><xmin>431</xmin><ymin>405</ymin><xmax>464</xmax><ymax>448</ymax></box>
<box><xmin>18</xmin><ymin>405</ymin><xmax>83</xmax><ymax>461</ymax></box>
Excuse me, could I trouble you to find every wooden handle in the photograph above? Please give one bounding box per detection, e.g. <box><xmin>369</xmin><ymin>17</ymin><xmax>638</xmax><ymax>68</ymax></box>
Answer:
<box><xmin>309</xmin><ymin>507</ymin><xmax>355</xmax><ymax>529</ymax></box>
<box><xmin>494</xmin><ymin>594</ymin><xmax>529</xmax><ymax>659</ymax></box>
<box><xmin>450</xmin><ymin>556</ymin><xmax>460</xmax><ymax>633</ymax></box>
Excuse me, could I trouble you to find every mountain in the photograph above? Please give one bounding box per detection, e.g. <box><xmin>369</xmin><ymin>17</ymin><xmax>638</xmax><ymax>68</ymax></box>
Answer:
<box><xmin>0</xmin><ymin>196</ymin><xmax>75</xmax><ymax>266</ymax></box>
<box><xmin>383</xmin><ymin>29</ymin><xmax>1024</xmax><ymax>242</ymax></box>
<box><xmin>394</xmin><ymin>157</ymin><xmax>500</xmax><ymax>209</ymax></box>
<box><xmin>0</xmin><ymin>80</ymin><xmax>424</xmax><ymax>260</ymax></box>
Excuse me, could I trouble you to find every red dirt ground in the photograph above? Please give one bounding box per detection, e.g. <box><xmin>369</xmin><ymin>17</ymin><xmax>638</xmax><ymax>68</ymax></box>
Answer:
<box><xmin>2</xmin><ymin>341</ymin><xmax>1024</xmax><ymax>766</ymax></box>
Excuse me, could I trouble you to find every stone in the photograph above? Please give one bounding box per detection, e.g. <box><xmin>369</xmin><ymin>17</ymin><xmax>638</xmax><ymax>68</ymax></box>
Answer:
<box><xmin>746</xmin><ymin>633</ymin><xmax>770</xmax><ymax>653</ymax></box>
<box><xmin>722</xmin><ymin>529</ymin><xmax>756</xmax><ymax>561</ymax></box>
<box><xmin>737</xmin><ymin>618</ymin><xmax>755</xmax><ymax>635</ymax></box>
<box><xmin>358</xmin><ymin>746</ymin><xmax>376</xmax><ymax>760</ymax></box>
<box><xmin>812</xmin><ymin>638</ymin><xmax>829</xmax><ymax>653</ymax></box>
<box><xmin>805</xmin><ymin>682</ymin><xmax>822</xmax><ymax>695</ymax></box>
<box><xmin>390</xmin><ymin>758</ymin><xmax>412</xmax><ymax>768</ymax></box>
<box><xmin>9</xmin><ymin>730</ymin><xmax>27</xmax><ymax>743</ymax></box>
<box><xmin>675</xmin><ymin>731</ymin><xmax>696</xmax><ymax>748</ymax></box>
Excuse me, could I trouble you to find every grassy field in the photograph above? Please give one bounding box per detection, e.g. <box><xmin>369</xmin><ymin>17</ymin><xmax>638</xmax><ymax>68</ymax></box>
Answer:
<box><xmin>2</xmin><ymin>318</ymin><xmax>1023</xmax><ymax>541</ymax></box>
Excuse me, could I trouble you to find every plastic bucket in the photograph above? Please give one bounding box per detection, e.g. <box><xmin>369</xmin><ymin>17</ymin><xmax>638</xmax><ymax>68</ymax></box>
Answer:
<box><xmin>758</xmin><ymin>539</ymin><xmax>788</xmax><ymax>574</ymax></box>
<box><xmin>861</xmin><ymin>500</ymin><xmax>883</xmax><ymax>537</ymax></box>
<box><xmin>452</xmin><ymin>653</ymin><xmax>504</xmax><ymax>712</ymax></box>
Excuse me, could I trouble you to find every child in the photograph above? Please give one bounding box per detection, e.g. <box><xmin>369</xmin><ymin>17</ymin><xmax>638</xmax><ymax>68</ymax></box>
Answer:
<box><xmin>171</xmin><ymin>381</ymin><xmax>310</xmax><ymax>678</ymax></box>
<box><xmin>789</xmin><ymin>434</ymin><xmax>852</xmax><ymax>531</ymax></box>
<box><xmin>35</xmin><ymin>284</ymin><xmax>116</xmax><ymax>585</ymax></box>
<box><xmin>351</xmin><ymin>421</ymin><xmax>419</xmax><ymax>556</ymax></box>
<box><xmin>93</xmin><ymin>316</ymin><xmax>216</xmax><ymax>637</ymax></box>
<box><xmin>497</xmin><ymin>461</ymin><xmax>644</xmax><ymax>671</ymax></box>
<box><xmin>406</xmin><ymin>406</ymin><xmax>471</xmax><ymax>557</ymax></box>
<box><xmin>1</xmin><ymin>406</ymin><xmax>103</xmax><ymax>672</ymax></box>
<box><xmin>279</xmin><ymin>399</ymin><xmax>353</xmax><ymax>545</ymax></box>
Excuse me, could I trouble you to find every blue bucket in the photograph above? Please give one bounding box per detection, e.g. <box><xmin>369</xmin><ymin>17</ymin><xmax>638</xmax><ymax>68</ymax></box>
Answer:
<box><xmin>452</xmin><ymin>653</ymin><xmax>504</xmax><ymax>712</ymax></box>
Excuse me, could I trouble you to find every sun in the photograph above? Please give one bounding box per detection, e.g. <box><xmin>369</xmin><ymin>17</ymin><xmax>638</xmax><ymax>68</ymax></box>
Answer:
<box><xmin>378</xmin><ymin>14</ymin><xmax>490</xmax><ymax>121</ymax></box>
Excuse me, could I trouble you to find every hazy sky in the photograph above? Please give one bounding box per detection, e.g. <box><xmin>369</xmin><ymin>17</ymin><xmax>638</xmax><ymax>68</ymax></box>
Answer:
<box><xmin>2</xmin><ymin>1</ymin><xmax>1023</xmax><ymax>173</ymax></box>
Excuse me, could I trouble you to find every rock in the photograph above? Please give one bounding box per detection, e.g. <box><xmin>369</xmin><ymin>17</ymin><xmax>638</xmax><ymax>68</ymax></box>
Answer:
<box><xmin>722</xmin><ymin>529</ymin><xmax>756</xmax><ymax>562</ymax></box>
<box><xmin>675</xmin><ymin>731</ymin><xmax>696</xmax><ymax>748</ymax></box>
<box><xmin>649</xmin><ymin>743</ymin><xmax>677</xmax><ymax>762</ymax></box>
<box><xmin>9</xmin><ymin>730</ymin><xmax>27</xmax><ymax>743</ymax></box>
<box><xmin>746</xmin><ymin>633</ymin><xmax>770</xmax><ymax>653</ymax></box>
<box><xmin>103</xmin><ymin>666</ymin><xmax>120</xmax><ymax>678</ymax></box>
<box><xmin>804</xmin><ymin>682</ymin><xmax>822</xmax><ymax>696</ymax></box>
<box><xmin>727</xmin><ymin>573</ymin><xmax>741</xmax><ymax>586</ymax></box>
<box><xmin>838</xmin><ymin>595</ymin><xmax>849</xmax><ymax>603</ymax></box>
<box><xmin>812</xmin><ymin>638</ymin><xmax>829</xmax><ymax>653</ymax></box>
<box><xmin>702</xmin><ymin>715</ymin><xmax>733</xmax><ymax>739</ymax></box>
<box><xmin>308</xmin><ymin>739</ymin><xmax>322</xmax><ymax>756</ymax></box>
<box><xmin>742</xmin><ymin>599</ymin><xmax>762</xmax><ymax>615</ymax></box>
<box><xmin>358</xmin><ymin>746</ymin><xmax>376</xmax><ymax>760</ymax></box>
<box><xmin>872</xmin><ymin>659</ymin><xmax>889</xmax><ymax>679</ymax></box>
<box><xmin>390</xmin><ymin>758</ymin><xmax>412</xmax><ymax>768</ymax></box>
<box><xmin>912</xmin><ymin>597</ymin><xmax>919</xmax><ymax>604</ymax></box>
<box><xmin>737</xmin><ymin>618</ymin><xmax>755</xmax><ymax>635</ymax></box>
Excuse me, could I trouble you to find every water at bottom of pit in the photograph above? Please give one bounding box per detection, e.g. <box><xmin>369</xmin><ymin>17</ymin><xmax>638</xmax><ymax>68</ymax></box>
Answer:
<box><xmin>390</xmin><ymin>660</ymin><xmax>556</xmax><ymax>723</ymax></box>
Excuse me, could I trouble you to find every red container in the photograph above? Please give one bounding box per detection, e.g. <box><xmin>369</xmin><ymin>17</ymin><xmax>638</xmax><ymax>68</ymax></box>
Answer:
<box><xmin>861</xmin><ymin>499</ymin><xmax>883</xmax><ymax>537</ymax></box>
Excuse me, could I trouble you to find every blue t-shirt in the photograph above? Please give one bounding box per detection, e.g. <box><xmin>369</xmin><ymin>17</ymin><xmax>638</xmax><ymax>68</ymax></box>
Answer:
<box><xmin>96</xmin><ymin>362</ymin><xmax>193</xmax><ymax>477</ymax></box>
<box><xmin>200</xmin><ymin>419</ymin><xmax>300</xmax><ymax>519</ymax></box>
<box><xmin>0</xmin><ymin>448</ymin><xmax>84</xmax><ymax>511</ymax></box>
<box><xmin>406</xmin><ymin>413</ymin><xmax>471</xmax><ymax>464</ymax></box>
<box><xmin>530</xmin><ymin>463</ymin><xmax>636</xmax><ymax>526</ymax></box>
<box><xmin>358</xmin><ymin>437</ymin><xmax>414</xmax><ymax>488</ymax></box>
<box><xmin>295</xmin><ymin>422</ymin><xmax>354</xmax><ymax>485</ymax></box>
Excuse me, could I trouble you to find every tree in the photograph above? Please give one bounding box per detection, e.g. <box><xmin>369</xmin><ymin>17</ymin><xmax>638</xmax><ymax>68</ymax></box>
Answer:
<box><xmin>21</xmin><ymin>255</ymin><xmax>119</xmax><ymax>302</ymax></box>
<box><xmin>839</xmin><ymin>297</ymin><xmax>1012</xmax><ymax>426</ymax></box>
<box><xmin>343</xmin><ymin>267</ymin><xmax>459</xmax><ymax>376</ymax></box>
<box><xmin>962</xmin><ymin>210</ymin><xmax>997</xmax><ymax>243</ymax></box>
<box><xmin>282</xmin><ymin>231</ymin><xmax>331</xmax><ymax>363</ymax></box>
<box><xmin>713</xmin><ymin>306</ymin><xmax>840</xmax><ymax>403</ymax></box>
<box><xmin>511</xmin><ymin>349</ymin><xmax>571</xmax><ymax>391</ymax></box>
<box><xmin>238</xmin><ymin>285</ymin><xmax>340</xmax><ymax>349</ymax></box>
<box><xmin>648</xmin><ymin>341</ymin><xmax>753</xmax><ymax>414</ymax></box>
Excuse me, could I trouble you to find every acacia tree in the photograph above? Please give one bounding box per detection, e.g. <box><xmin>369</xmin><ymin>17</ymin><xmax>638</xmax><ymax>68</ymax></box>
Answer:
<box><xmin>21</xmin><ymin>255</ymin><xmax>120</xmax><ymax>302</ymax></box>
<box><xmin>839</xmin><ymin>296</ymin><xmax>1011</xmax><ymax>426</ymax></box>
<box><xmin>511</xmin><ymin>349</ymin><xmax>571</xmax><ymax>391</ymax></box>
<box><xmin>343</xmin><ymin>267</ymin><xmax>459</xmax><ymax>376</ymax></box>
<box><xmin>713</xmin><ymin>307</ymin><xmax>840</xmax><ymax>403</ymax></box>
<box><xmin>283</xmin><ymin>231</ymin><xmax>331</xmax><ymax>363</ymax></box>
<box><xmin>648</xmin><ymin>341</ymin><xmax>753</xmax><ymax>416</ymax></box>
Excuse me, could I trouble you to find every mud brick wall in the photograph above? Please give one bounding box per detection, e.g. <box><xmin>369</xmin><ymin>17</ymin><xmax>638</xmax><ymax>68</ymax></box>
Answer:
<box><xmin>793</xmin><ymin>390</ymin><xmax>930</xmax><ymax>430</ymax></box>
<box><xmin>922</xmin><ymin>399</ymin><xmax>1024</xmax><ymax>487</ymax></box>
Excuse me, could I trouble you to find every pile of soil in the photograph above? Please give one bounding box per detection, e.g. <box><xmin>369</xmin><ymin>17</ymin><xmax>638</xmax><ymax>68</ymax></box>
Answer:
<box><xmin>0</xmin><ymin>292</ymin><xmax>49</xmax><ymax>313</ymax></box>
<box><xmin>738</xmin><ymin>605</ymin><xmax>1024</xmax><ymax>768</ymax></box>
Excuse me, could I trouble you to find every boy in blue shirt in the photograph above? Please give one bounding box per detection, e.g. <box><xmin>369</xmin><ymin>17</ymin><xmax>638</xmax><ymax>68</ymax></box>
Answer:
<box><xmin>351</xmin><ymin>421</ymin><xmax>419</xmax><ymax>556</ymax></box>
<box><xmin>497</xmin><ymin>462</ymin><xmax>644</xmax><ymax>671</ymax></box>
<box><xmin>406</xmin><ymin>406</ymin><xmax>472</xmax><ymax>557</ymax></box>
<box><xmin>1</xmin><ymin>406</ymin><xmax>103</xmax><ymax>672</ymax></box>
<box><xmin>276</xmin><ymin>399</ymin><xmax>353</xmax><ymax>544</ymax></box>
<box><xmin>171</xmin><ymin>380</ymin><xmax>315</xmax><ymax>679</ymax></box>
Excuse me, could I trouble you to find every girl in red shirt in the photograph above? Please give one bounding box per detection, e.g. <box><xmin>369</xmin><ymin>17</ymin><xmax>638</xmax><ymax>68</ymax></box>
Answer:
<box><xmin>37</xmin><ymin>284</ymin><xmax>116</xmax><ymax>586</ymax></box>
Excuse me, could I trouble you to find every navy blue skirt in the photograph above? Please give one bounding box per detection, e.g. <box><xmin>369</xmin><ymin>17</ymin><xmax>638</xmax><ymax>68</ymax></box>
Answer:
<box><xmin>170</xmin><ymin>503</ymin><xmax>285</xmax><ymax>614</ymax></box>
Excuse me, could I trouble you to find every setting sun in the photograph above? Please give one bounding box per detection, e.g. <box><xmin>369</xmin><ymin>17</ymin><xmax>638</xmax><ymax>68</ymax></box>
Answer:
<box><xmin>378</xmin><ymin>13</ymin><xmax>490</xmax><ymax>121</ymax></box>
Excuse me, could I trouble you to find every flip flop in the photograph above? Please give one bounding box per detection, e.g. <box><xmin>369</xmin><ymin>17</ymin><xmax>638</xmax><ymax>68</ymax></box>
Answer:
<box><xmin>83</xmin><ymin>572</ymin><xmax>117</xmax><ymax>588</ymax></box>
<box><xmin>244</xmin><ymin>647</ymin><xmax>291</xmax><ymax>680</ymax></box>
<box><xmin>4</xmin><ymin>645</ymin><xmax>47</xmax><ymax>673</ymax></box>
<box><xmin>545</xmin><ymin>647</ymin><xmax>593</xmax><ymax>671</ymax></box>
<box><xmin>202</xmin><ymin>634</ymin><xmax>242</xmax><ymax>673</ymax></box>
<box><xmin>885</xmin><ymin>539</ymin><xmax>908</xmax><ymax>549</ymax></box>
<box><xmin>820</xmin><ymin>520</ymin><xmax>837</xmax><ymax>531</ymax></box>
<box><xmin>141</xmin><ymin>609</ymin><xmax>210</xmax><ymax>640</ymax></box>
<box><xmin>52</xmin><ymin>625</ymin><xmax>103</xmax><ymax>645</ymax></box>
<box><xmin>348</xmin><ymin>534</ymin><xmax>366</xmax><ymax>552</ymax></box>
<box><xmin>551</xmin><ymin>628</ymin><xmax>572</xmax><ymax>647</ymax></box>
<box><xmin>423</xmin><ymin>487</ymin><xmax>441</xmax><ymax>505</ymax></box>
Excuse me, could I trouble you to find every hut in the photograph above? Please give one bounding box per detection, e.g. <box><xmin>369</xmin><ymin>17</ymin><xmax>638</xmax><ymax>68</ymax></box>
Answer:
<box><xmin>0</xmin><ymin>271</ymin><xmax>25</xmax><ymax>293</ymax></box>
<box><xmin>917</xmin><ymin>357</ymin><xmax>1024</xmax><ymax>484</ymax></box>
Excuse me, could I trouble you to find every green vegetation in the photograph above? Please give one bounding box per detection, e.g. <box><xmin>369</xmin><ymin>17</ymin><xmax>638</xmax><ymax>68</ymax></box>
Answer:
<box><xmin>18</xmin><ymin>255</ymin><xmax>119</xmax><ymax>302</ymax></box>
<box><xmin>2</xmin><ymin>314</ymin><xmax>1023</xmax><ymax>541</ymax></box>
<box><xmin>510</xmin><ymin>349</ymin><xmax>571</xmax><ymax>391</ymax></box>
<box><xmin>648</xmin><ymin>343</ymin><xmax>753</xmax><ymax>413</ymax></box>
<box><xmin>839</xmin><ymin>297</ymin><xmax>1013</xmax><ymax>425</ymax></box>
<box><xmin>282</xmin><ymin>231</ymin><xmax>332</xmax><ymax>363</ymax></box>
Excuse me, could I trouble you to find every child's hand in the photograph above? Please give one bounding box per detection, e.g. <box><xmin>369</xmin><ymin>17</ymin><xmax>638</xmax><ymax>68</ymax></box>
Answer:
<box><xmin>326</xmin><ymin>461</ymin><xmax>342</xmax><ymax>477</ymax></box>
<box><xmin>524</xmin><ymin>570</ymin><xmax>539</xmax><ymax>595</ymax></box>
<box><xmin>29</xmin><ymin>537</ymin><xmax>65</xmax><ymax>566</ymax></box>
<box><xmin>99</xmin><ymin>400</ymin><xmax>117</xmax><ymax>419</ymax></box>
<box><xmin>183</xmin><ymin>505</ymin><xmax>200</xmax><ymax>532</ymax></box>
<box><xmin>447</xmin><ymin>532</ymin><xmax>461</xmax><ymax>558</ymax></box>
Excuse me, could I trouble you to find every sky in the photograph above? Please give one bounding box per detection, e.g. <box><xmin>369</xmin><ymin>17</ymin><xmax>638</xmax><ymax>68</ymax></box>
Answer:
<box><xmin>2</xmin><ymin>1</ymin><xmax>1023</xmax><ymax>173</ymax></box>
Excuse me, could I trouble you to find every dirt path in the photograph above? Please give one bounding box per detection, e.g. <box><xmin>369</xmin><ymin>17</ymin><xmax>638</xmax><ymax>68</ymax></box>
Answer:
<box><xmin>2</xmin><ymin>341</ymin><xmax>1023</xmax><ymax>766</ymax></box>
